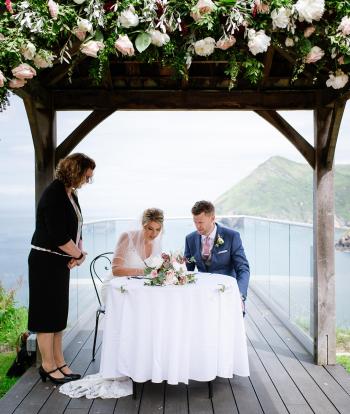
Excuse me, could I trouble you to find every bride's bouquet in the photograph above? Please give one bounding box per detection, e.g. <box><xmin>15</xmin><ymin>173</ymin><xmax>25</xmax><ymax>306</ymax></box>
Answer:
<box><xmin>144</xmin><ymin>253</ymin><xmax>196</xmax><ymax>287</ymax></box>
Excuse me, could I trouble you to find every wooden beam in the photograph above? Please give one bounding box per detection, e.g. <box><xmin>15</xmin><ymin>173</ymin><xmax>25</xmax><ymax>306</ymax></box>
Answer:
<box><xmin>273</xmin><ymin>45</ymin><xmax>313</xmax><ymax>80</ymax></box>
<box><xmin>52</xmin><ymin>89</ymin><xmax>338</xmax><ymax>110</ymax></box>
<box><xmin>324</xmin><ymin>101</ymin><xmax>346</xmax><ymax>169</ymax></box>
<box><xmin>260</xmin><ymin>46</ymin><xmax>275</xmax><ymax>87</ymax></box>
<box><xmin>23</xmin><ymin>96</ymin><xmax>56</xmax><ymax>206</ymax></box>
<box><xmin>254</xmin><ymin>110</ymin><xmax>315</xmax><ymax>168</ymax></box>
<box><xmin>313</xmin><ymin>107</ymin><xmax>336</xmax><ymax>365</ymax></box>
<box><xmin>55</xmin><ymin>110</ymin><xmax>115</xmax><ymax>163</ymax></box>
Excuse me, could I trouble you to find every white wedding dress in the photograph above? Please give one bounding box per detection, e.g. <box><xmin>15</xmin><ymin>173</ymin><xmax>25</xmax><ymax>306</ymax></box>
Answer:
<box><xmin>59</xmin><ymin>231</ymin><xmax>161</xmax><ymax>399</ymax></box>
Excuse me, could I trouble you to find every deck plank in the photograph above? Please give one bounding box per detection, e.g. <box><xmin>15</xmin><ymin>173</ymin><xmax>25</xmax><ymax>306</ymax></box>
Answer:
<box><xmin>250</xmin><ymin>292</ymin><xmax>350</xmax><ymax>414</ymax></box>
<box><xmin>164</xmin><ymin>383</ymin><xmax>188</xmax><ymax>414</ymax></box>
<box><xmin>211</xmin><ymin>377</ymin><xmax>238</xmax><ymax>414</ymax></box>
<box><xmin>246</xmin><ymin>335</ymin><xmax>289</xmax><ymax>414</ymax></box>
<box><xmin>138</xmin><ymin>381</ymin><xmax>165</xmax><ymax>414</ymax></box>
<box><xmin>187</xmin><ymin>380</ymin><xmax>213</xmax><ymax>414</ymax></box>
<box><xmin>246</xmin><ymin>312</ymin><xmax>313</xmax><ymax>412</ymax></box>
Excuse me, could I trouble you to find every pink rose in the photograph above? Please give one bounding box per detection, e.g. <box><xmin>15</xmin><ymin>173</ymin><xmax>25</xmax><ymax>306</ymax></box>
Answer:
<box><xmin>151</xmin><ymin>269</ymin><xmax>158</xmax><ymax>278</ymax></box>
<box><xmin>80</xmin><ymin>40</ymin><xmax>104</xmax><ymax>58</ymax></box>
<box><xmin>338</xmin><ymin>16</ymin><xmax>350</xmax><ymax>36</ymax></box>
<box><xmin>48</xmin><ymin>0</ymin><xmax>59</xmax><ymax>20</ymax></box>
<box><xmin>115</xmin><ymin>35</ymin><xmax>135</xmax><ymax>56</ymax></box>
<box><xmin>305</xmin><ymin>46</ymin><xmax>324</xmax><ymax>64</ymax></box>
<box><xmin>73</xmin><ymin>28</ymin><xmax>87</xmax><ymax>42</ymax></box>
<box><xmin>9</xmin><ymin>78</ymin><xmax>27</xmax><ymax>88</ymax></box>
<box><xmin>0</xmin><ymin>71</ymin><xmax>6</xmax><ymax>87</ymax></box>
<box><xmin>165</xmin><ymin>270</ymin><xmax>176</xmax><ymax>285</ymax></box>
<box><xmin>178</xmin><ymin>275</ymin><xmax>188</xmax><ymax>285</ymax></box>
<box><xmin>191</xmin><ymin>0</ymin><xmax>216</xmax><ymax>21</ymax></box>
<box><xmin>338</xmin><ymin>56</ymin><xmax>345</xmax><ymax>65</ymax></box>
<box><xmin>12</xmin><ymin>63</ymin><xmax>37</xmax><ymax>79</ymax></box>
<box><xmin>255</xmin><ymin>0</ymin><xmax>269</xmax><ymax>14</ymax></box>
<box><xmin>216</xmin><ymin>36</ymin><xmax>236</xmax><ymax>50</ymax></box>
<box><xmin>304</xmin><ymin>26</ymin><xmax>315</xmax><ymax>38</ymax></box>
<box><xmin>5</xmin><ymin>0</ymin><xmax>13</xmax><ymax>14</ymax></box>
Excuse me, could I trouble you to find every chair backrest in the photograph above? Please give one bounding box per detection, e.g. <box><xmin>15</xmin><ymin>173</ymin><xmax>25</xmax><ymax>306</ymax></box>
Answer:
<box><xmin>89</xmin><ymin>252</ymin><xmax>114</xmax><ymax>307</ymax></box>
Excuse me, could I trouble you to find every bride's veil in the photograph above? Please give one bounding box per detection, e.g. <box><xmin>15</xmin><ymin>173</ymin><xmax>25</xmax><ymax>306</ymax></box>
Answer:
<box><xmin>112</xmin><ymin>226</ymin><xmax>163</xmax><ymax>270</ymax></box>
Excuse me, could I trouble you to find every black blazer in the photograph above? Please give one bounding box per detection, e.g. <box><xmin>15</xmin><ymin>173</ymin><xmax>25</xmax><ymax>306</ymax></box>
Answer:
<box><xmin>31</xmin><ymin>179</ymin><xmax>82</xmax><ymax>254</ymax></box>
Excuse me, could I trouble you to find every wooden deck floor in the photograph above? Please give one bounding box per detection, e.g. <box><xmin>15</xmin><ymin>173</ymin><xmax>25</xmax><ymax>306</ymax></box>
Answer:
<box><xmin>1</xmin><ymin>291</ymin><xmax>350</xmax><ymax>414</ymax></box>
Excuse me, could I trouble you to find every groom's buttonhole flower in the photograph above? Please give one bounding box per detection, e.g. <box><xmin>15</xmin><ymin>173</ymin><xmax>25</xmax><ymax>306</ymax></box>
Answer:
<box><xmin>215</xmin><ymin>235</ymin><xmax>224</xmax><ymax>247</ymax></box>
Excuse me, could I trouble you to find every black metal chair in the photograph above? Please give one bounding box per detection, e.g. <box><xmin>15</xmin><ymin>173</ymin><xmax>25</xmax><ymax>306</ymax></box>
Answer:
<box><xmin>89</xmin><ymin>251</ymin><xmax>113</xmax><ymax>361</ymax></box>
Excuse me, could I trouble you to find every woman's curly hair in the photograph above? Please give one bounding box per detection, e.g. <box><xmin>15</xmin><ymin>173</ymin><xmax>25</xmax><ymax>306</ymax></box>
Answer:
<box><xmin>55</xmin><ymin>153</ymin><xmax>96</xmax><ymax>188</ymax></box>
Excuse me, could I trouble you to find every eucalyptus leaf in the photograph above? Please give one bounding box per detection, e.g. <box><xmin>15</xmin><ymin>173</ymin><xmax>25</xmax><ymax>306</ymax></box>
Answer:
<box><xmin>135</xmin><ymin>32</ymin><xmax>151</xmax><ymax>53</ymax></box>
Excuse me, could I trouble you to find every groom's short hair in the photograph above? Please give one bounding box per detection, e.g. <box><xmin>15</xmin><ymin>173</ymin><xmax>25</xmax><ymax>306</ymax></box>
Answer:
<box><xmin>191</xmin><ymin>201</ymin><xmax>215</xmax><ymax>216</ymax></box>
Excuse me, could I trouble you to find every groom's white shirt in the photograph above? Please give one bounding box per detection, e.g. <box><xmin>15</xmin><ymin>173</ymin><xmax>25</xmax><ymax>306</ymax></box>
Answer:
<box><xmin>201</xmin><ymin>224</ymin><xmax>217</xmax><ymax>256</ymax></box>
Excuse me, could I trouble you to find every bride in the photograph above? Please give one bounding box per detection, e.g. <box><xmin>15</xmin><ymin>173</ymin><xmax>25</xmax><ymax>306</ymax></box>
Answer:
<box><xmin>59</xmin><ymin>208</ymin><xmax>164</xmax><ymax>399</ymax></box>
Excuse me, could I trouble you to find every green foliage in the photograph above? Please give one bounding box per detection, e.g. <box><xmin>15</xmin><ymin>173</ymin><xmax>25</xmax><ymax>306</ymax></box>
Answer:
<box><xmin>336</xmin><ymin>355</ymin><xmax>350</xmax><ymax>373</ymax></box>
<box><xmin>336</xmin><ymin>328</ymin><xmax>350</xmax><ymax>353</ymax></box>
<box><xmin>0</xmin><ymin>282</ymin><xmax>28</xmax><ymax>348</ymax></box>
<box><xmin>242</xmin><ymin>58</ymin><xmax>264</xmax><ymax>84</ymax></box>
<box><xmin>0</xmin><ymin>352</ymin><xmax>18</xmax><ymax>398</ymax></box>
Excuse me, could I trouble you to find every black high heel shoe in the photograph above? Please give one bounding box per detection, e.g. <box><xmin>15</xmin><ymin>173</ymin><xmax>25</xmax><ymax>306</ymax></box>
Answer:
<box><xmin>58</xmin><ymin>364</ymin><xmax>81</xmax><ymax>380</ymax></box>
<box><xmin>38</xmin><ymin>365</ymin><xmax>72</xmax><ymax>384</ymax></box>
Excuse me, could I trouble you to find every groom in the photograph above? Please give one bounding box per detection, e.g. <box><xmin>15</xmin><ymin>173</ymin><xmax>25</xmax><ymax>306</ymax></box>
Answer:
<box><xmin>184</xmin><ymin>200</ymin><xmax>250</xmax><ymax>308</ymax></box>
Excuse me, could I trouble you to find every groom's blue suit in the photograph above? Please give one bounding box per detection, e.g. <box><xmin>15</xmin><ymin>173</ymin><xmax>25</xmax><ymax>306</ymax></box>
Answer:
<box><xmin>184</xmin><ymin>223</ymin><xmax>250</xmax><ymax>298</ymax></box>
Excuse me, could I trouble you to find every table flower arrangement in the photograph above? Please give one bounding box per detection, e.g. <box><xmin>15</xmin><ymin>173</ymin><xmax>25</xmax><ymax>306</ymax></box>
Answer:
<box><xmin>144</xmin><ymin>253</ymin><xmax>196</xmax><ymax>286</ymax></box>
<box><xmin>1</xmin><ymin>0</ymin><xmax>350</xmax><ymax>110</ymax></box>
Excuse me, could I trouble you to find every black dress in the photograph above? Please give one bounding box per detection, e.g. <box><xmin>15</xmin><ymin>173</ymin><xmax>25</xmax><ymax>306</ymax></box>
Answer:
<box><xmin>28</xmin><ymin>180</ymin><xmax>82</xmax><ymax>333</ymax></box>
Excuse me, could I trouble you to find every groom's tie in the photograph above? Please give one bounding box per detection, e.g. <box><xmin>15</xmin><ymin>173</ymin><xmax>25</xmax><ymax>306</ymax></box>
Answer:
<box><xmin>202</xmin><ymin>236</ymin><xmax>211</xmax><ymax>260</ymax></box>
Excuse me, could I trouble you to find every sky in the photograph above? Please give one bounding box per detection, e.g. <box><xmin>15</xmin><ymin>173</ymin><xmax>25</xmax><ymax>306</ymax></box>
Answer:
<box><xmin>0</xmin><ymin>94</ymin><xmax>349</xmax><ymax>221</ymax></box>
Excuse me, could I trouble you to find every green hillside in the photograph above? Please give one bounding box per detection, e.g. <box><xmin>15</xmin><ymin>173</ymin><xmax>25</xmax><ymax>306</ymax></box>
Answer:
<box><xmin>215</xmin><ymin>156</ymin><xmax>350</xmax><ymax>226</ymax></box>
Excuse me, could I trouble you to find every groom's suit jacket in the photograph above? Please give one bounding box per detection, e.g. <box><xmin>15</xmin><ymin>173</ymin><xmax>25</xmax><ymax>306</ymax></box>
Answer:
<box><xmin>184</xmin><ymin>223</ymin><xmax>250</xmax><ymax>298</ymax></box>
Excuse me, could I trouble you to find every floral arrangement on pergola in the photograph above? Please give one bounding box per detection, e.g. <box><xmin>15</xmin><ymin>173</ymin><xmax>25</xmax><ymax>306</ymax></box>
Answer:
<box><xmin>1</xmin><ymin>0</ymin><xmax>350</xmax><ymax>110</ymax></box>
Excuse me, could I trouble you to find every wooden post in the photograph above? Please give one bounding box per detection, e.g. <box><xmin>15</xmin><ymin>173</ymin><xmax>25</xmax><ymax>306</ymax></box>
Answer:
<box><xmin>313</xmin><ymin>108</ymin><xmax>336</xmax><ymax>365</ymax></box>
<box><xmin>23</xmin><ymin>97</ymin><xmax>57</xmax><ymax>206</ymax></box>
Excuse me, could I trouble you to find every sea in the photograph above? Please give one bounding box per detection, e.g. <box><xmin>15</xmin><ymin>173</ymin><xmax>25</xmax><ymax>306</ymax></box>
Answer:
<box><xmin>1</xmin><ymin>212</ymin><xmax>350</xmax><ymax>330</ymax></box>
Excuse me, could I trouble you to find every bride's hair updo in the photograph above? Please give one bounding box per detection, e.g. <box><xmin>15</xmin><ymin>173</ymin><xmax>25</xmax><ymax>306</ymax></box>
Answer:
<box><xmin>142</xmin><ymin>208</ymin><xmax>164</xmax><ymax>227</ymax></box>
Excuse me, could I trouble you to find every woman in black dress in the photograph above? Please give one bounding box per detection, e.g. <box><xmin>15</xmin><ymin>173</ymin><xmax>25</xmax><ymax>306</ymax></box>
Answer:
<box><xmin>28</xmin><ymin>153</ymin><xmax>95</xmax><ymax>384</ymax></box>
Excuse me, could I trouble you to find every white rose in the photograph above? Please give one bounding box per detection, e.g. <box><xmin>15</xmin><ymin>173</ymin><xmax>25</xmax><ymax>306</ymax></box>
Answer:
<box><xmin>285</xmin><ymin>37</ymin><xmax>294</xmax><ymax>47</ymax></box>
<box><xmin>194</xmin><ymin>37</ymin><xmax>215</xmax><ymax>57</ymax></box>
<box><xmin>144</xmin><ymin>255</ymin><xmax>163</xmax><ymax>269</ymax></box>
<box><xmin>338</xmin><ymin>16</ymin><xmax>350</xmax><ymax>36</ymax></box>
<box><xmin>248</xmin><ymin>29</ymin><xmax>271</xmax><ymax>55</ymax></box>
<box><xmin>34</xmin><ymin>53</ymin><xmax>54</xmax><ymax>69</ymax></box>
<box><xmin>73</xmin><ymin>0</ymin><xmax>85</xmax><ymax>4</ymax></box>
<box><xmin>0</xmin><ymin>70</ymin><xmax>6</xmax><ymax>87</ymax></box>
<box><xmin>295</xmin><ymin>0</ymin><xmax>324</xmax><ymax>23</ymax></box>
<box><xmin>271</xmin><ymin>7</ymin><xmax>292</xmax><ymax>29</ymax></box>
<box><xmin>149</xmin><ymin>30</ymin><xmax>170</xmax><ymax>47</ymax></box>
<box><xmin>118</xmin><ymin>7</ymin><xmax>139</xmax><ymax>28</ymax></box>
<box><xmin>0</xmin><ymin>34</ymin><xmax>5</xmax><ymax>41</ymax></box>
<box><xmin>78</xmin><ymin>18</ymin><xmax>93</xmax><ymax>33</ymax></box>
<box><xmin>80</xmin><ymin>40</ymin><xmax>104</xmax><ymax>58</ymax></box>
<box><xmin>115</xmin><ymin>34</ymin><xmax>134</xmax><ymax>56</ymax></box>
<box><xmin>172</xmin><ymin>261</ymin><xmax>187</xmax><ymax>274</ymax></box>
<box><xmin>326</xmin><ymin>70</ymin><xmax>349</xmax><ymax>89</ymax></box>
<box><xmin>304</xmin><ymin>46</ymin><xmax>324</xmax><ymax>64</ymax></box>
<box><xmin>21</xmin><ymin>42</ymin><xmax>36</xmax><ymax>60</ymax></box>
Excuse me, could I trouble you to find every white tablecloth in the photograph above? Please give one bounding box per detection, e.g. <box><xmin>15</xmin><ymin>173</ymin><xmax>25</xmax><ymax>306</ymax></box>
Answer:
<box><xmin>100</xmin><ymin>273</ymin><xmax>249</xmax><ymax>384</ymax></box>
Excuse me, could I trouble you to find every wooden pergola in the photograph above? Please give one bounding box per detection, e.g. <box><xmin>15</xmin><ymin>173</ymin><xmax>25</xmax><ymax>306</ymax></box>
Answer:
<box><xmin>14</xmin><ymin>46</ymin><xmax>349</xmax><ymax>366</ymax></box>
